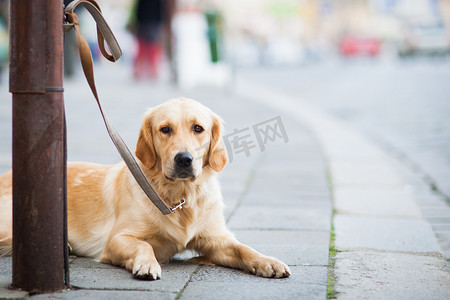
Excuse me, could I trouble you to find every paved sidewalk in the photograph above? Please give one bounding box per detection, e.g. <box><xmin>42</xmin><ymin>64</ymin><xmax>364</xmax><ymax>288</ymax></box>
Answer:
<box><xmin>1</xmin><ymin>62</ymin><xmax>449</xmax><ymax>299</ymax></box>
<box><xmin>237</xmin><ymin>80</ymin><xmax>450</xmax><ymax>299</ymax></box>
<box><xmin>0</xmin><ymin>64</ymin><xmax>331</xmax><ymax>299</ymax></box>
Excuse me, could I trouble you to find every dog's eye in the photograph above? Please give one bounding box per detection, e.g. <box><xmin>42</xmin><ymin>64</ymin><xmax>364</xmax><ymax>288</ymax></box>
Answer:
<box><xmin>193</xmin><ymin>125</ymin><xmax>204</xmax><ymax>133</ymax></box>
<box><xmin>160</xmin><ymin>126</ymin><xmax>171</xmax><ymax>134</ymax></box>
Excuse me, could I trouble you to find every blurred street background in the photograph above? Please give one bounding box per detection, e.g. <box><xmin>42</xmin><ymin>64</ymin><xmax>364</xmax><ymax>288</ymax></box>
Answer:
<box><xmin>0</xmin><ymin>0</ymin><xmax>449</xmax><ymax>298</ymax></box>
<box><xmin>0</xmin><ymin>0</ymin><xmax>449</xmax><ymax>204</ymax></box>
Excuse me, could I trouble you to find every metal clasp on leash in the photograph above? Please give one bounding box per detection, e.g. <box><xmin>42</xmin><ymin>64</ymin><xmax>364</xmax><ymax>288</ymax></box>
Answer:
<box><xmin>170</xmin><ymin>198</ymin><xmax>186</xmax><ymax>213</ymax></box>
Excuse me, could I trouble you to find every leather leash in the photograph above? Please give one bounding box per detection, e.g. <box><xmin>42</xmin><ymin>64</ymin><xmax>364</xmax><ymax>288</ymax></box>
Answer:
<box><xmin>64</xmin><ymin>0</ymin><xmax>184</xmax><ymax>215</ymax></box>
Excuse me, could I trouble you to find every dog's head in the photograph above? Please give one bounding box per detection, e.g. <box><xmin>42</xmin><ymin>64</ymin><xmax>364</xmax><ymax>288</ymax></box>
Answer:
<box><xmin>136</xmin><ymin>98</ymin><xmax>228</xmax><ymax>181</ymax></box>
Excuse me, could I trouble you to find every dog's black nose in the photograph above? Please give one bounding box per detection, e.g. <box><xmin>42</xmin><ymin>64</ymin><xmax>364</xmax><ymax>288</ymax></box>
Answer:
<box><xmin>175</xmin><ymin>152</ymin><xmax>193</xmax><ymax>168</ymax></box>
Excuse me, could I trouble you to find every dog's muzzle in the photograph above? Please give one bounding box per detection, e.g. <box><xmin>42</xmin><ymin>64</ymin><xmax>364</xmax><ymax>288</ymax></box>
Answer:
<box><xmin>172</xmin><ymin>152</ymin><xmax>195</xmax><ymax>179</ymax></box>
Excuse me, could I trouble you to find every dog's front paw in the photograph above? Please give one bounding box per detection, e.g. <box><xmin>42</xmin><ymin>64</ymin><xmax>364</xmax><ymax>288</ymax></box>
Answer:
<box><xmin>248</xmin><ymin>256</ymin><xmax>291</xmax><ymax>278</ymax></box>
<box><xmin>132</xmin><ymin>255</ymin><xmax>162</xmax><ymax>280</ymax></box>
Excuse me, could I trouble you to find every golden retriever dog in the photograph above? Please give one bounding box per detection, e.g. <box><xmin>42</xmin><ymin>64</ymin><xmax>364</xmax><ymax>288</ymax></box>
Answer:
<box><xmin>0</xmin><ymin>98</ymin><xmax>290</xmax><ymax>280</ymax></box>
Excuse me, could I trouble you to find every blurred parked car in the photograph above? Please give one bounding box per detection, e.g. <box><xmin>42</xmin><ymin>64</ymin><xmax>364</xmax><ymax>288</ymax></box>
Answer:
<box><xmin>339</xmin><ymin>36</ymin><xmax>382</xmax><ymax>57</ymax></box>
<box><xmin>398</xmin><ymin>23</ymin><xmax>450</xmax><ymax>57</ymax></box>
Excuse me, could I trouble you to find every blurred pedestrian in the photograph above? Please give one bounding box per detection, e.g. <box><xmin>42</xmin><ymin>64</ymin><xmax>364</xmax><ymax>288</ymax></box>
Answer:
<box><xmin>0</xmin><ymin>0</ymin><xmax>8</xmax><ymax>81</ymax></box>
<box><xmin>128</xmin><ymin>0</ymin><xmax>164</xmax><ymax>80</ymax></box>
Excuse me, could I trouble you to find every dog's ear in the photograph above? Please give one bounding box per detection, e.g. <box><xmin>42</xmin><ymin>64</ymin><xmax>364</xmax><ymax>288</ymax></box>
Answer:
<box><xmin>208</xmin><ymin>115</ymin><xmax>228</xmax><ymax>172</ymax></box>
<box><xmin>136</xmin><ymin>115</ymin><xmax>156</xmax><ymax>169</ymax></box>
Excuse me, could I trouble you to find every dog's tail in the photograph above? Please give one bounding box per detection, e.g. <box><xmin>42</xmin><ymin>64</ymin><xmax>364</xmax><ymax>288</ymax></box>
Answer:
<box><xmin>0</xmin><ymin>233</ymin><xmax>12</xmax><ymax>256</ymax></box>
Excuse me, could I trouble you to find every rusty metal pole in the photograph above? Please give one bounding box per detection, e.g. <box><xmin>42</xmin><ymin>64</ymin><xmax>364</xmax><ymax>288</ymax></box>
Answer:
<box><xmin>9</xmin><ymin>0</ymin><xmax>66</xmax><ymax>293</ymax></box>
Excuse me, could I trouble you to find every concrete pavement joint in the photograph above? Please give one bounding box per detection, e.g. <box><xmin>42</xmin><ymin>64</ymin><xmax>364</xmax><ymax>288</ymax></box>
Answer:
<box><xmin>333</xmin><ymin>210</ymin><xmax>423</xmax><ymax>220</ymax></box>
<box><xmin>290</xmin><ymin>264</ymin><xmax>329</xmax><ymax>267</ymax></box>
<box><xmin>326</xmin><ymin>165</ymin><xmax>338</xmax><ymax>299</ymax></box>
<box><xmin>175</xmin><ymin>265</ymin><xmax>201</xmax><ymax>300</ymax></box>
<box><xmin>225</xmin><ymin>152</ymin><xmax>265</xmax><ymax>224</ymax></box>
<box><xmin>334</xmin><ymin>248</ymin><xmax>446</xmax><ymax>258</ymax></box>
<box><xmin>65</xmin><ymin>287</ymin><xmax>179</xmax><ymax>294</ymax></box>
<box><xmin>326</xmin><ymin>222</ymin><xmax>338</xmax><ymax>300</ymax></box>
<box><xmin>230</xmin><ymin>228</ymin><xmax>330</xmax><ymax>232</ymax></box>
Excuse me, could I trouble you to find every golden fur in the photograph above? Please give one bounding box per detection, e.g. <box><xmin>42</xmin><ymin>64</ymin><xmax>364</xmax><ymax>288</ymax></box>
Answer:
<box><xmin>0</xmin><ymin>98</ymin><xmax>290</xmax><ymax>280</ymax></box>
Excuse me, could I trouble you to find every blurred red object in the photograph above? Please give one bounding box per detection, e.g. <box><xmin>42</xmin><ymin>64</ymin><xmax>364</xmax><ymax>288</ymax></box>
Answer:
<box><xmin>339</xmin><ymin>36</ymin><xmax>381</xmax><ymax>57</ymax></box>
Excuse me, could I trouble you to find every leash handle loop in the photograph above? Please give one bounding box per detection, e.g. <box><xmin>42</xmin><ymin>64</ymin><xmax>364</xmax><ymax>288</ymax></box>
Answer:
<box><xmin>65</xmin><ymin>0</ymin><xmax>121</xmax><ymax>61</ymax></box>
<box><xmin>63</xmin><ymin>0</ymin><xmax>177</xmax><ymax>215</ymax></box>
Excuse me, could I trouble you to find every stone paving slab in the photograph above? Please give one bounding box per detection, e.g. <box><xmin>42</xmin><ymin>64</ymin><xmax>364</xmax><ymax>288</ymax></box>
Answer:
<box><xmin>190</xmin><ymin>265</ymin><xmax>326</xmax><ymax>284</ymax></box>
<box><xmin>0</xmin><ymin>280</ymin><xmax>28</xmax><ymax>300</ymax></box>
<box><xmin>329</xmin><ymin>161</ymin><xmax>404</xmax><ymax>187</ymax></box>
<box><xmin>228</xmin><ymin>204</ymin><xmax>331</xmax><ymax>231</ymax></box>
<box><xmin>249</xmin><ymin>177</ymin><xmax>330</xmax><ymax>197</ymax></box>
<box><xmin>31</xmin><ymin>290</ymin><xmax>177</xmax><ymax>300</ymax></box>
<box><xmin>0</xmin><ymin>256</ymin><xmax>11</xmax><ymax>276</ymax></box>
<box><xmin>422</xmin><ymin>206</ymin><xmax>450</xmax><ymax>218</ymax></box>
<box><xmin>243</xmin><ymin>186</ymin><xmax>331</xmax><ymax>200</ymax></box>
<box><xmin>334</xmin><ymin>186</ymin><xmax>422</xmax><ymax>218</ymax></box>
<box><xmin>182</xmin><ymin>265</ymin><xmax>327</xmax><ymax>300</ymax></box>
<box><xmin>69</xmin><ymin>259</ymin><xmax>197</xmax><ymax>292</ymax></box>
<box><xmin>0</xmin><ymin>258</ymin><xmax>28</xmax><ymax>299</ymax></box>
<box><xmin>182</xmin><ymin>281</ymin><xmax>326</xmax><ymax>300</ymax></box>
<box><xmin>243</xmin><ymin>190</ymin><xmax>331</xmax><ymax>203</ymax></box>
<box><xmin>334</xmin><ymin>251</ymin><xmax>450</xmax><ymax>300</ymax></box>
<box><xmin>234</xmin><ymin>230</ymin><xmax>330</xmax><ymax>266</ymax></box>
<box><xmin>334</xmin><ymin>215</ymin><xmax>441</xmax><ymax>253</ymax></box>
